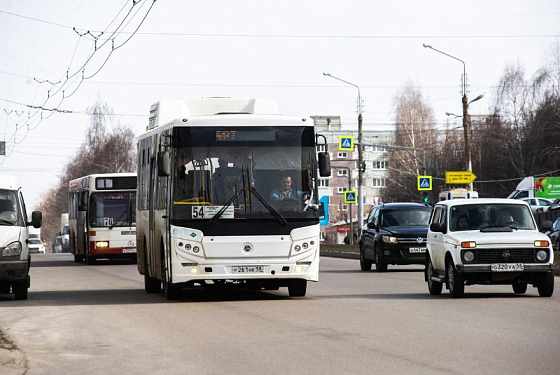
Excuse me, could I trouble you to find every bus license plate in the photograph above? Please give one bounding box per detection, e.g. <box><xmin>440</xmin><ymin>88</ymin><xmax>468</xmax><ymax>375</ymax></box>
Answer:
<box><xmin>491</xmin><ymin>263</ymin><xmax>524</xmax><ymax>272</ymax></box>
<box><xmin>409</xmin><ymin>247</ymin><xmax>426</xmax><ymax>253</ymax></box>
<box><xmin>232</xmin><ymin>266</ymin><xmax>264</xmax><ymax>274</ymax></box>
<box><xmin>122</xmin><ymin>248</ymin><xmax>136</xmax><ymax>253</ymax></box>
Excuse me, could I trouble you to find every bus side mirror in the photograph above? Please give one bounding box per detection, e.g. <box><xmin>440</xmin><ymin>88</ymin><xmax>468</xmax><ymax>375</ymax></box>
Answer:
<box><xmin>158</xmin><ymin>152</ymin><xmax>170</xmax><ymax>177</ymax></box>
<box><xmin>29</xmin><ymin>211</ymin><xmax>42</xmax><ymax>229</ymax></box>
<box><xmin>318</xmin><ymin>152</ymin><xmax>331</xmax><ymax>177</ymax></box>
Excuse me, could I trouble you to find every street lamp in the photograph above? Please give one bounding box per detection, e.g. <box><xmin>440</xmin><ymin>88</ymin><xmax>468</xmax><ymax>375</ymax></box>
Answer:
<box><xmin>445</xmin><ymin>93</ymin><xmax>485</xmax><ymax>190</ymax></box>
<box><xmin>423</xmin><ymin>44</ymin><xmax>481</xmax><ymax>191</ymax></box>
<box><xmin>323</xmin><ymin>72</ymin><xmax>364</xmax><ymax>237</ymax></box>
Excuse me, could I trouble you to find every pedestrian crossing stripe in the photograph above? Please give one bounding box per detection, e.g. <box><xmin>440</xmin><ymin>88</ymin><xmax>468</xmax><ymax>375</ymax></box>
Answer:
<box><xmin>344</xmin><ymin>190</ymin><xmax>357</xmax><ymax>203</ymax></box>
<box><xmin>338</xmin><ymin>136</ymin><xmax>354</xmax><ymax>151</ymax></box>
<box><xmin>417</xmin><ymin>176</ymin><xmax>432</xmax><ymax>191</ymax></box>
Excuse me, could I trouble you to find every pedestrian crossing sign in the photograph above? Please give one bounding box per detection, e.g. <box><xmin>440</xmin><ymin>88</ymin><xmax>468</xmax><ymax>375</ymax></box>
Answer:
<box><xmin>344</xmin><ymin>190</ymin><xmax>357</xmax><ymax>204</ymax></box>
<box><xmin>417</xmin><ymin>176</ymin><xmax>432</xmax><ymax>191</ymax></box>
<box><xmin>338</xmin><ymin>136</ymin><xmax>354</xmax><ymax>151</ymax></box>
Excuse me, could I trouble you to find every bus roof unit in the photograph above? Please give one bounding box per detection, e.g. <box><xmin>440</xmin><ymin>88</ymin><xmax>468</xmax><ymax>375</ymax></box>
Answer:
<box><xmin>148</xmin><ymin>98</ymin><xmax>280</xmax><ymax>130</ymax></box>
<box><xmin>0</xmin><ymin>174</ymin><xmax>18</xmax><ymax>190</ymax></box>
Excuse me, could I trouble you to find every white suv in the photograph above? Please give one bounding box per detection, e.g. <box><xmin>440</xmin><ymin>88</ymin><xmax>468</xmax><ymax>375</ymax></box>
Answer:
<box><xmin>426</xmin><ymin>198</ymin><xmax>554</xmax><ymax>298</ymax></box>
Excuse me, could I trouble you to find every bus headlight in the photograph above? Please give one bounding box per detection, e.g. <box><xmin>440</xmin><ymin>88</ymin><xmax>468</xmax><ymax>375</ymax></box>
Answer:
<box><xmin>536</xmin><ymin>250</ymin><xmax>548</xmax><ymax>262</ymax></box>
<box><xmin>2</xmin><ymin>241</ymin><xmax>21</xmax><ymax>257</ymax></box>
<box><xmin>95</xmin><ymin>241</ymin><xmax>109</xmax><ymax>249</ymax></box>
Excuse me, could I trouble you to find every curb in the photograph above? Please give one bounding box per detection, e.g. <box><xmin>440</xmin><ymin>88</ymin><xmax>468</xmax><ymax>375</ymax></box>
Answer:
<box><xmin>320</xmin><ymin>251</ymin><xmax>359</xmax><ymax>260</ymax></box>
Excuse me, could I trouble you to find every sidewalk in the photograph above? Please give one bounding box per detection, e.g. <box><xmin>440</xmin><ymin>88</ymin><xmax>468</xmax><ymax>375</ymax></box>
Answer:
<box><xmin>320</xmin><ymin>244</ymin><xmax>560</xmax><ymax>276</ymax></box>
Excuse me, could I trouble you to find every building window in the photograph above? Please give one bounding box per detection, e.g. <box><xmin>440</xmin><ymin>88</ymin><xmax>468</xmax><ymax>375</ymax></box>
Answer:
<box><xmin>337</xmin><ymin>152</ymin><xmax>347</xmax><ymax>159</ymax></box>
<box><xmin>341</xmin><ymin>204</ymin><xmax>348</xmax><ymax>211</ymax></box>
<box><xmin>337</xmin><ymin>187</ymin><xmax>347</xmax><ymax>194</ymax></box>
<box><xmin>318</xmin><ymin>179</ymin><xmax>330</xmax><ymax>187</ymax></box>
<box><xmin>316</xmin><ymin>144</ymin><xmax>326</xmax><ymax>152</ymax></box>
<box><xmin>374</xmin><ymin>146</ymin><xmax>386</xmax><ymax>152</ymax></box>
<box><xmin>372</xmin><ymin>178</ymin><xmax>386</xmax><ymax>188</ymax></box>
<box><xmin>337</xmin><ymin>169</ymin><xmax>348</xmax><ymax>177</ymax></box>
<box><xmin>373</xmin><ymin>160</ymin><xmax>389</xmax><ymax>170</ymax></box>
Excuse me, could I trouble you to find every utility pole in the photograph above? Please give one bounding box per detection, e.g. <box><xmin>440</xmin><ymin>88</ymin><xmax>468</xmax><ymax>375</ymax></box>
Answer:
<box><xmin>332</xmin><ymin>166</ymin><xmax>353</xmax><ymax>244</ymax></box>
<box><xmin>462</xmin><ymin>94</ymin><xmax>473</xmax><ymax>191</ymax></box>
<box><xmin>323</xmin><ymin>72</ymin><xmax>365</xmax><ymax>237</ymax></box>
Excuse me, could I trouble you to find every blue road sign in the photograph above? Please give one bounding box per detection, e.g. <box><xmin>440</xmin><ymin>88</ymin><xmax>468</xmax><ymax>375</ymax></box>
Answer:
<box><xmin>417</xmin><ymin>176</ymin><xmax>432</xmax><ymax>191</ymax></box>
<box><xmin>344</xmin><ymin>190</ymin><xmax>357</xmax><ymax>204</ymax></box>
<box><xmin>338</xmin><ymin>136</ymin><xmax>354</xmax><ymax>151</ymax></box>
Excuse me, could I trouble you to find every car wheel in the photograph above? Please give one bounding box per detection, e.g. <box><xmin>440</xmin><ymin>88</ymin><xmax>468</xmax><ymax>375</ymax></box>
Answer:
<box><xmin>288</xmin><ymin>280</ymin><xmax>307</xmax><ymax>297</ymax></box>
<box><xmin>13</xmin><ymin>277</ymin><xmax>29</xmax><ymax>300</ymax></box>
<box><xmin>512</xmin><ymin>283</ymin><xmax>527</xmax><ymax>294</ymax></box>
<box><xmin>0</xmin><ymin>284</ymin><xmax>10</xmax><ymax>294</ymax></box>
<box><xmin>426</xmin><ymin>259</ymin><xmax>443</xmax><ymax>295</ymax></box>
<box><xmin>359</xmin><ymin>245</ymin><xmax>372</xmax><ymax>271</ymax></box>
<box><xmin>375</xmin><ymin>246</ymin><xmax>387</xmax><ymax>272</ymax></box>
<box><xmin>446</xmin><ymin>258</ymin><xmax>464</xmax><ymax>298</ymax></box>
<box><xmin>537</xmin><ymin>272</ymin><xmax>554</xmax><ymax>297</ymax></box>
<box><xmin>73</xmin><ymin>254</ymin><xmax>83</xmax><ymax>263</ymax></box>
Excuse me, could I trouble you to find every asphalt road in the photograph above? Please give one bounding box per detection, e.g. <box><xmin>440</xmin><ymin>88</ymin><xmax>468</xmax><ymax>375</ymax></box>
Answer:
<box><xmin>1</xmin><ymin>253</ymin><xmax>559</xmax><ymax>375</ymax></box>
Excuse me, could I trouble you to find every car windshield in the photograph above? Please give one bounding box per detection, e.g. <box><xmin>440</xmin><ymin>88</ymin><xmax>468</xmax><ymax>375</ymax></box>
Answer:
<box><xmin>90</xmin><ymin>192</ymin><xmax>136</xmax><ymax>228</ymax></box>
<box><xmin>171</xmin><ymin>126</ymin><xmax>319</xmax><ymax>222</ymax></box>
<box><xmin>450</xmin><ymin>203</ymin><xmax>536</xmax><ymax>231</ymax></box>
<box><xmin>29</xmin><ymin>239</ymin><xmax>42</xmax><ymax>245</ymax></box>
<box><xmin>380</xmin><ymin>208</ymin><xmax>431</xmax><ymax>226</ymax></box>
<box><xmin>0</xmin><ymin>189</ymin><xmax>19</xmax><ymax>225</ymax></box>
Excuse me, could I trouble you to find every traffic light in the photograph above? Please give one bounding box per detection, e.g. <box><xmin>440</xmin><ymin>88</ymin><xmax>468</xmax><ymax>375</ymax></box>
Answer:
<box><xmin>422</xmin><ymin>191</ymin><xmax>429</xmax><ymax>204</ymax></box>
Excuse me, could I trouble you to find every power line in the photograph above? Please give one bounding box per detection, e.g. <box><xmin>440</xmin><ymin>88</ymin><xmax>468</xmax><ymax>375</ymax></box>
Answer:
<box><xmin>1</xmin><ymin>10</ymin><xmax>557</xmax><ymax>39</ymax></box>
<box><xmin>0</xmin><ymin>0</ymin><xmax>157</xmax><ymax>158</ymax></box>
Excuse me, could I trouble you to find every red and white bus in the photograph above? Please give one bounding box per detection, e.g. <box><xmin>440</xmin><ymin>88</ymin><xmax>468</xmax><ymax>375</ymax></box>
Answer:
<box><xmin>68</xmin><ymin>173</ymin><xmax>137</xmax><ymax>264</ymax></box>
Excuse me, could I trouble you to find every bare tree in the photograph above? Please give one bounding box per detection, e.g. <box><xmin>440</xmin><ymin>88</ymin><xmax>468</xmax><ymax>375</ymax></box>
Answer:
<box><xmin>384</xmin><ymin>82</ymin><xmax>437</xmax><ymax>202</ymax></box>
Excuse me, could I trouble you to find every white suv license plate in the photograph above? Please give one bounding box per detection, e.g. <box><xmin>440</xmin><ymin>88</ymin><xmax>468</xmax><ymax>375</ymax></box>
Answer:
<box><xmin>122</xmin><ymin>248</ymin><xmax>136</xmax><ymax>253</ymax></box>
<box><xmin>232</xmin><ymin>266</ymin><xmax>264</xmax><ymax>274</ymax></box>
<box><xmin>491</xmin><ymin>263</ymin><xmax>524</xmax><ymax>272</ymax></box>
<box><xmin>409</xmin><ymin>247</ymin><xmax>426</xmax><ymax>253</ymax></box>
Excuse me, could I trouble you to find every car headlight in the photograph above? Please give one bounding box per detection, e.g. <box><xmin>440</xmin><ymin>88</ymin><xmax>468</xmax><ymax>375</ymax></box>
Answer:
<box><xmin>536</xmin><ymin>249</ymin><xmax>548</xmax><ymax>262</ymax></box>
<box><xmin>2</xmin><ymin>241</ymin><xmax>22</xmax><ymax>257</ymax></box>
<box><xmin>462</xmin><ymin>250</ymin><xmax>475</xmax><ymax>263</ymax></box>
<box><xmin>382</xmin><ymin>235</ymin><xmax>398</xmax><ymax>244</ymax></box>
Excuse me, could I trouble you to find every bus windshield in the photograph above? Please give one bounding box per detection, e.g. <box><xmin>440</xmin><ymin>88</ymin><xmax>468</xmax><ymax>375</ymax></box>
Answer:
<box><xmin>172</xmin><ymin>126</ymin><xmax>318</xmax><ymax>222</ymax></box>
<box><xmin>90</xmin><ymin>192</ymin><xmax>136</xmax><ymax>228</ymax></box>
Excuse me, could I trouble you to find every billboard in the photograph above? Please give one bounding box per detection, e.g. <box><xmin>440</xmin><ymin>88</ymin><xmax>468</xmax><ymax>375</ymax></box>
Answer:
<box><xmin>534</xmin><ymin>177</ymin><xmax>560</xmax><ymax>199</ymax></box>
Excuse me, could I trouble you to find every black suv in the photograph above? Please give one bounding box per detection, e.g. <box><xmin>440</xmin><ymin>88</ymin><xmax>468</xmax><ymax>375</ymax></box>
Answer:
<box><xmin>360</xmin><ymin>202</ymin><xmax>432</xmax><ymax>272</ymax></box>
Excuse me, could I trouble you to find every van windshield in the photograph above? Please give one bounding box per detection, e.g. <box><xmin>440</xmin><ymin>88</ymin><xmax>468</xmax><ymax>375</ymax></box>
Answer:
<box><xmin>0</xmin><ymin>189</ymin><xmax>19</xmax><ymax>226</ymax></box>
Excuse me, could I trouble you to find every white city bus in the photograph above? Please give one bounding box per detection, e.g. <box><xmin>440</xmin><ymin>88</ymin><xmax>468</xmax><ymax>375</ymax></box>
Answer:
<box><xmin>68</xmin><ymin>173</ymin><xmax>137</xmax><ymax>264</ymax></box>
<box><xmin>137</xmin><ymin>98</ymin><xmax>330</xmax><ymax>299</ymax></box>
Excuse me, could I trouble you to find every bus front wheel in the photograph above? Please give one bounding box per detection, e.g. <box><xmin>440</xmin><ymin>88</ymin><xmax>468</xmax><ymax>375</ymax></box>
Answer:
<box><xmin>288</xmin><ymin>280</ymin><xmax>307</xmax><ymax>297</ymax></box>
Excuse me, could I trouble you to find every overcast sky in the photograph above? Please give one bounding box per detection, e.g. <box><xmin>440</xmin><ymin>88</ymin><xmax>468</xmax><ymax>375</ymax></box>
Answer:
<box><xmin>1</xmin><ymin>0</ymin><xmax>559</xmax><ymax>209</ymax></box>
